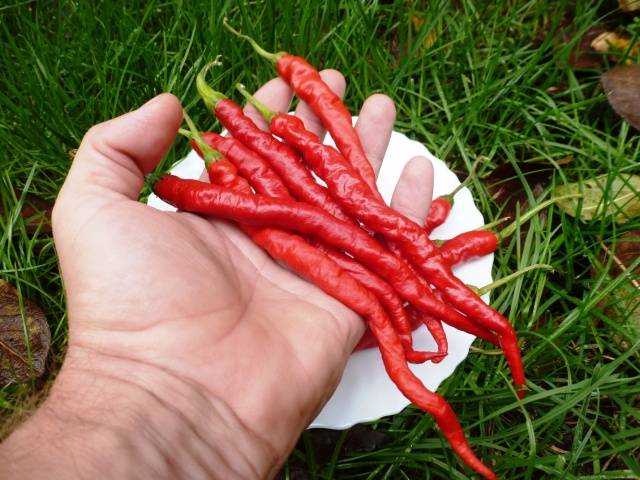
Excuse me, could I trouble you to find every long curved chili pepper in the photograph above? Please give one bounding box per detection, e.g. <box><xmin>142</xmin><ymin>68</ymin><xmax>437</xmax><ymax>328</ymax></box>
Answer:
<box><xmin>196</xmin><ymin>66</ymin><xmax>355</xmax><ymax>226</ymax></box>
<box><xmin>190</xmin><ymin>129</ymin><xmax>439</xmax><ymax>362</ymax></box>
<box><xmin>154</xmin><ymin>175</ymin><xmax>499</xmax><ymax>346</ymax></box>
<box><xmin>238</xmin><ymin>96</ymin><xmax>526</xmax><ymax>398</ymax></box>
<box><xmin>224</xmin><ymin>21</ymin><xmax>379</xmax><ymax>195</ymax></box>
<box><xmin>251</xmin><ymin>228</ymin><xmax>496</xmax><ymax>480</ymax></box>
<box><xmin>438</xmin><ymin>195</ymin><xmax>582</xmax><ymax>266</ymax></box>
<box><xmin>185</xmin><ymin>128</ymin><xmax>494</xmax><ymax>477</ymax></box>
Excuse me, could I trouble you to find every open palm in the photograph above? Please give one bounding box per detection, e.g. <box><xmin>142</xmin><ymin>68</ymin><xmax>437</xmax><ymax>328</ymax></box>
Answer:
<box><xmin>51</xmin><ymin>71</ymin><xmax>434</xmax><ymax>477</ymax></box>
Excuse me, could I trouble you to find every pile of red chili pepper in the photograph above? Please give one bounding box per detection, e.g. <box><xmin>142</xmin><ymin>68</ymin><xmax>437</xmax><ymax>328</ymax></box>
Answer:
<box><xmin>153</xmin><ymin>23</ymin><xmax>570</xmax><ymax>479</ymax></box>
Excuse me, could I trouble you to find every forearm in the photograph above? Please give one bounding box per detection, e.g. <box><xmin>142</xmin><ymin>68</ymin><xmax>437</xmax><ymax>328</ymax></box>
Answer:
<box><xmin>0</xmin><ymin>347</ymin><xmax>278</xmax><ymax>479</ymax></box>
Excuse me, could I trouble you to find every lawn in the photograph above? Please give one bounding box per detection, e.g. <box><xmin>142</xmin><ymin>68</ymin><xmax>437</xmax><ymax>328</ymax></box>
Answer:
<box><xmin>1</xmin><ymin>0</ymin><xmax>639</xmax><ymax>478</ymax></box>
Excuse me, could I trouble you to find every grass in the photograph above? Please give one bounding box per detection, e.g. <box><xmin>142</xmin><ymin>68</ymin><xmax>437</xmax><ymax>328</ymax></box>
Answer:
<box><xmin>1</xmin><ymin>0</ymin><xmax>639</xmax><ymax>478</ymax></box>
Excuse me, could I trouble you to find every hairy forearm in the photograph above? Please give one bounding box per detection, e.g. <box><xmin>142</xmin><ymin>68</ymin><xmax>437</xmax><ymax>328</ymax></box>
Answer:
<box><xmin>0</xmin><ymin>348</ymin><xmax>278</xmax><ymax>479</ymax></box>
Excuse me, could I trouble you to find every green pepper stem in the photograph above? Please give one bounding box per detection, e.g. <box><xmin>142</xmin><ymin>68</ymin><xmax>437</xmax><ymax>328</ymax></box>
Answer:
<box><xmin>480</xmin><ymin>217</ymin><xmax>510</xmax><ymax>231</ymax></box>
<box><xmin>446</xmin><ymin>156</ymin><xmax>484</xmax><ymax>204</ymax></box>
<box><xmin>474</xmin><ymin>264</ymin><xmax>553</xmax><ymax>296</ymax></box>
<box><xmin>182</xmin><ymin>111</ymin><xmax>222</xmax><ymax>166</ymax></box>
<box><xmin>236</xmin><ymin>83</ymin><xmax>277</xmax><ymax>122</ymax></box>
<box><xmin>497</xmin><ymin>194</ymin><xmax>582</xmax><ymax>241</ymax></box>
<box><xmin>223</xmin><ymin>18</ymin><xmax>286</xmax><ymax>63</ymax></box>
<box><xmin>197</xmin><ymin>62</ymin><xmax>227</xmax><ymax>112</ymax></box>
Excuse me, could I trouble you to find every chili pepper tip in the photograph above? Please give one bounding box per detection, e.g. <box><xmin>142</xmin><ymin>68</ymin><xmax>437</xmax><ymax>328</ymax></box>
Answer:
<box><xmin>223</xmin><ymin>18</ymin><xmax>286</xmax><ymax>63</ymax></box>
<box><xmin>236</xmin><ymin>83</ymin><xmax>276</xmax><ymax>122</ymax></box>
<box><xmin>197</xmin><ymin>62</ymin><xmax>228</xmax><ymax>112</ymax></box>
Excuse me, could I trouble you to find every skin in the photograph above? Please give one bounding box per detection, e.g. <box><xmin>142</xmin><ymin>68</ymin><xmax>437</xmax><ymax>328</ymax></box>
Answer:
<box><xmin>0</xmin><ymin>71</ymin><xmax>434</xmax><ymax>479</ymax></box>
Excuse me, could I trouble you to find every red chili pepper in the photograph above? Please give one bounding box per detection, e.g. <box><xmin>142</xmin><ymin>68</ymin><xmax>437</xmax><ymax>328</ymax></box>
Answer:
<box><xmin>223</xmin><ymin>22</ymin><xmax>379</xmax><ymax>195</ymax></box>
<box><xmin>154</xmin><ymin>175</ymin><xmax>499</xmax><ymax>345</ymax></box>
<box><xmin>439</xmin><ymin>230</ymin><xmax>499</xmax><ymax>266</ymax></box>
<box><xmin>190</xmin><ymin>128</ymin><xmax>441</xmax><ymax>361</ymax></box>
<box><xmin>239</xmin><ymin>96</ymin><xmax>525</xmax><ymax>398</ymax></box>
<box><xmin>252</xmin><ymin>228</ymin><xmax>495</xmax><ymax>480</ymax></box>
<box><xmin>196</xmin><ymin>67</ymin><xmax>355</xmax><ymax>226</ymax></box>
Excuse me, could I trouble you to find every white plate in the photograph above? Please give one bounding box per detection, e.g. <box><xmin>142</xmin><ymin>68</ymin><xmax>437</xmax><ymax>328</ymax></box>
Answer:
<box><xmin>147</xmin><ymin>120</ymin><xmax>493</xmax><ymax>430</ymax></box>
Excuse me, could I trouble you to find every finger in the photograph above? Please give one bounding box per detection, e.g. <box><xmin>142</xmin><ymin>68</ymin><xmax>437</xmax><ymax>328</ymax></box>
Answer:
<box><xmin>355</xmin><ymin>94</ymin><xmax>396</xmax><ymax>177</ymax></box>
<box><xmin>390</xmin><ymin>156</ymin><xmax>434</xmax><ymax>227</ymax></box>
<box><xmin>243</xmin><ymin>76</ymin><xmax>293</xmax><ymax>131</ymax></box>
<box><xmin>294</xmin><ymin>69</ymin><xmax>346</xmax><ymax>139</ymax></box>
<box><xmin>63</xmin><ymin>93</ymin><xmax>183</xmax><ymax>200</ymax></box>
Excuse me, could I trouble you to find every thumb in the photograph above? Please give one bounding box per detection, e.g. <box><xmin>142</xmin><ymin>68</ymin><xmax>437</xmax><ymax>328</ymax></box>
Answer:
<box><xmin>63</xmin><ymin>93</ymin><xmax>183</xmax><ymax>200</ymax></box>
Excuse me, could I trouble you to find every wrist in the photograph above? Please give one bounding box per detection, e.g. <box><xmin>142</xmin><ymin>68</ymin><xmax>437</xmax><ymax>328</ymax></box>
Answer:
<box><xmin>0</xmin><ymin>346</ymin><xmax>278</xmax><ymax>479</ymax></box>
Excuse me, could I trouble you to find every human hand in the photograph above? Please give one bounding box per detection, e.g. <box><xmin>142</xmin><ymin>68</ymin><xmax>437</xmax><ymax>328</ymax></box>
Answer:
<box><xmin>0</xmin><ymin>71</ymin><xmax>434</xmax><ymax>479</ymax></box>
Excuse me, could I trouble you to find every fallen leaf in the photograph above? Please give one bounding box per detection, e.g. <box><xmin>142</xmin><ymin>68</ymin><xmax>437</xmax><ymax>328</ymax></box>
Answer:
<box><xmin>601</xmin><ymin>64</ymin><xmax>640</xmax><ymax>130</ymax></box>
<box><xmin>619</xmin><ymin>0</ymin><xmax>640</xmax><ymax>12</ymax></box>
<box><xmin>591</xmin><ymin>31</ymin><xmax>639</xmax><ymax>63</ymax></box>
<box><xmin>0</xmin><ymin>280</ymin><xmax>50</xmax><ymax>383</ymax></box>
<box><xmin>553</xmin><ymin>174</ymin><xmax>640</xmax><ymax>223</ymax></box>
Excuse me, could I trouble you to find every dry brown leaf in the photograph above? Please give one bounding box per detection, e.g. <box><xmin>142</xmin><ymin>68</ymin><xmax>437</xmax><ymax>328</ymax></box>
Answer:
<box><xmin>601</xmin><ymin>64</ymin><xmax>640</xmax><ymax>130</ymax></box>
<box><xmin>591</xmin><ymin>32</ymin><xmax>639</xmax><ymax>62</ymax></box>
<box><xmin>0</xmin><ymin>281</ymin><xmax>51</xmax><ymax>383</ymax></box>
<box><xmin>411</xmin><ymin>16</ymin><xmax>439</xmax><ymax>50</ymax></box>
<box><xmin>619</xmin><ymin>0</ymin><xmax>640</xmax><ymax>12</ymax></box>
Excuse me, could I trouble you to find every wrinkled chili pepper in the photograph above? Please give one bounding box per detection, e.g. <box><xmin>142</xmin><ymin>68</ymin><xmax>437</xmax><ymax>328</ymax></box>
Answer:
<box><xmin>195</xmin><ymin>66</ymin><xmax>354</xmax><ymax>226</ymax></box>
<box><xmin>154</xmin><ymin>175</ymin><xmax>499</xmax><ymax>345</ymax></box>
<box><xmin>194</xmin><ymin>126</ymin><xmax>451</xmax><ymax>357</ymax></box>
<box><xmin>191</xmin><ymin>130</ymin><xmax>439</xmax><ymax>361</ymax></box>
<box><xmin>239</xmin><ymin>95</ymin><xmax>526</xmax><ymax>398</ymax></box>
<box><xmin>253</xmin><ymin>228</ymin><xmax>495</xmax><ymax>480</ymax></box>
<box><xmin>224</xmin><ymin>21</ymin><xmax>379</xmax><ymax>195</ymax></box>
